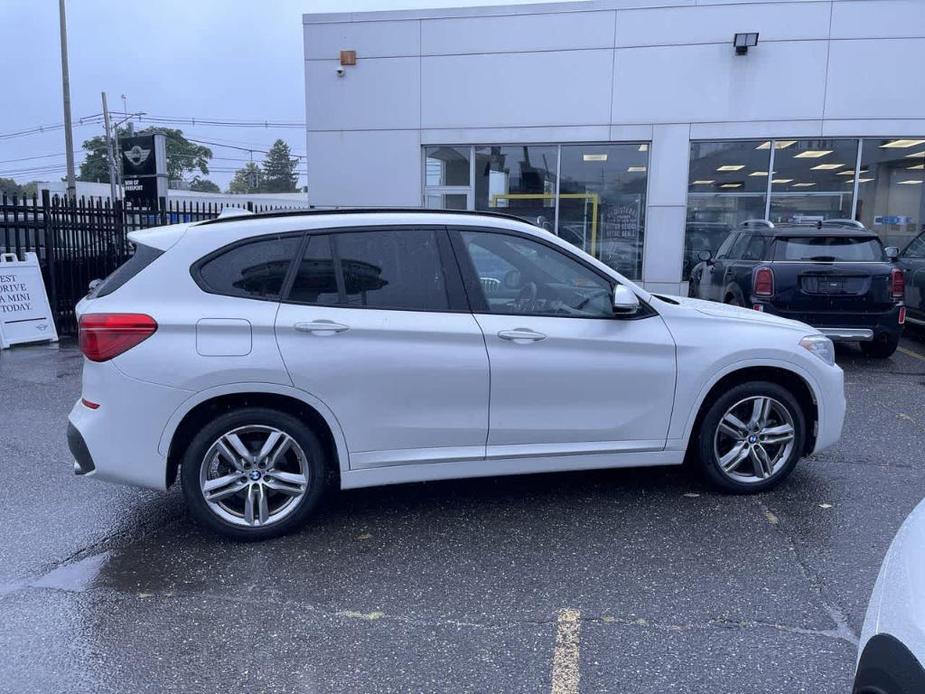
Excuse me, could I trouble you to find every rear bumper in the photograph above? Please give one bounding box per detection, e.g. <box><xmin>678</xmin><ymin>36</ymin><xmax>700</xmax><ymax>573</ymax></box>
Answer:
<box><xmin>756</xmin><ymin>303</ymin><xmax>903</xmax><ymax>341</ymax></box>
<box><xmin>67</xmin><ymin>359</ymin><xmax>191</xmax><ymax>491</ymax></box>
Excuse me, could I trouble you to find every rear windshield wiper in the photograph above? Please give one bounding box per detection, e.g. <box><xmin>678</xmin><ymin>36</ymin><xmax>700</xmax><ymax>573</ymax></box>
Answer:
<box><xmin>800</xmin><ymin>256</ymin><xmax>838</xmax><ymax>262</ymax></box>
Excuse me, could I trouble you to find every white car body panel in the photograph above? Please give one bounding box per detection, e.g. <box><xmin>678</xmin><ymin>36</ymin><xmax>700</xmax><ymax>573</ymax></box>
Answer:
<box><xmin>857</xmin><ymin>498</ymin><xmax>925</xmax><ymax>675</ymax></box>
<box><xmin>69</xmin><ymin>211</ymin><xmax>845</xmax><ymax>494</ymax></box>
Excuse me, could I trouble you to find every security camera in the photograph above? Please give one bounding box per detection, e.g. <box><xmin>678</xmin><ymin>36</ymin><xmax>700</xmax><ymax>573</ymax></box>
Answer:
<box><xmin>336</xmin><ymin>67</ymin><xmax>345</xmax><ymax>77</ymax></box>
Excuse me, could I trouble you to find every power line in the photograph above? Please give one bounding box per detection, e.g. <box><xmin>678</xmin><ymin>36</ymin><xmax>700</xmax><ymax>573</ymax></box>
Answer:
<box><xmin>0</xmin><ymin>114</ymin><xmax>103</xmax><ymax>140</ymax></box>
<box><xmin>112</xmin><ymin>112</ymin><xmax>306</xmax><ymax>129</ymax></box>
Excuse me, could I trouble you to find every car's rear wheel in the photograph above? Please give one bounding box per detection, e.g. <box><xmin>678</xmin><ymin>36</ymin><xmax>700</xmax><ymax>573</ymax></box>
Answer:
<box><xmin>860</xmin><ymin>332</ymin><xmax>899</xmax><ymax>359</ymax></box>
<box><xmin>696</xmin><ymin>382</ymin><xmax>806</xmax><ymax>493</ymax></box>
<box><xmin>180</xmin><ymin>408</ymin><xmax>328</xmax><ymax>540</ymax></box>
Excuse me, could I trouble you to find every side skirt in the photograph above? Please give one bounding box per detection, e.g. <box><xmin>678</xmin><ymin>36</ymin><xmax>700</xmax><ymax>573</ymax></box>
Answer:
<box><xmin>339</xmin><ymin>449</ymin><xmax>685</xmax><ymax>490</ymax></box>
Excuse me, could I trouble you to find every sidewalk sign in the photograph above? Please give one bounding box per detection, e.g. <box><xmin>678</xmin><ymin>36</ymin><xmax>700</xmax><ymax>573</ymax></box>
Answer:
<box><xmin>0</xmin><ymin>252</ymin><xmax>59</xmax><ymax>349</ymax></box>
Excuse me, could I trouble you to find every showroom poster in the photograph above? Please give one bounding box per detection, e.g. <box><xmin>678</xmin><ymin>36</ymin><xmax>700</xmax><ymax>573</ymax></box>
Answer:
<box><xmin>0</xmin><ymin>252</ymin><xmax>58</xmax><ymax>349</ymax></box>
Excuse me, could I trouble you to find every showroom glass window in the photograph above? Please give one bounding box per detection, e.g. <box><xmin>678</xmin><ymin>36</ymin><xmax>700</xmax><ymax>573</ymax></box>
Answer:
<box><xmin>768</xmin><ymin>139</ymin><xmax>858</xmax><ymax>224</ymax></box>
<box><xmin>685</xmin><ymin>140</ymin><xmax>769</xmax><ymax>280</ymax></box>
<box><xmin>855</xmin><ymin>138</ymin><xmax>925</xmax><ymax>250</ymax></box>
<box><xmin>473</xmin><ymin>145</ymin><xmax>559</xmax><ymax>232</ymax></box>
<box><xmin>423</xmin><ymin>146</ymin><xmax>471</xmax><ymax>210</ymax></box>
<box><xmin>557</xmin><ymin>144</ymin><xmax>648</xmax><ymax>279</ymax></box>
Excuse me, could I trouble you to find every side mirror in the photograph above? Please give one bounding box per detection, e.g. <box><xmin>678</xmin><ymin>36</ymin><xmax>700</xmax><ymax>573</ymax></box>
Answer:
<box><xmin>885</xmin><ymin>246</ymin><xmax>900</xmax><ymax>261</ymax></box>
<box><xmin>697</xmin><ymin>249</ymin><xmax>714</xmax><ymax>263</ymax></box>
<box><xmin>612</xmin><ymin>284</ymin><xmax>640</xmax><ymax>315</ymax></box>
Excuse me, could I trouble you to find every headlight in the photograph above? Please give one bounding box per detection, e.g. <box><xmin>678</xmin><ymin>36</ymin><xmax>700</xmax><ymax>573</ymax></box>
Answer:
<box><xmin>800</xmin><ymin>334</ymin><xmax>835</xmax><ymax>366</ymax></box>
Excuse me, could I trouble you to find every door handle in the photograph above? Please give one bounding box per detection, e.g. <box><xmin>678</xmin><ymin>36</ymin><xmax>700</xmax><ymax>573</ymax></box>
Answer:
<box><xmin>498</xmin><ymin>328</ymin><xmax>547</xmax><ymax>343</ymax></box>
<box><xmin>294</xmin><ymin>320</ymin><xmax>349</xmax><ymax>335</ymax></box>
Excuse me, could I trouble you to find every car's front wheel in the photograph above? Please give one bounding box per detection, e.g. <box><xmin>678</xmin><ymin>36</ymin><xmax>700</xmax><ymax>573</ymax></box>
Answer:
<box><xmin>696</xmin><ymin>382</ymin><xmax>806</xmax><ymax>493</ymax></box>
<box><xmin>180</xmin><ymin>407</ymin><xmax>328</xmax><ymax>540</ymax></box>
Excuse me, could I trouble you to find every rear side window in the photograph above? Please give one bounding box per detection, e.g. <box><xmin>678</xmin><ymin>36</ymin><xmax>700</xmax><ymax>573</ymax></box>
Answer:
<box><xmin>92</xmin><ymin>243</ymin><xmax>163</xmax><ymax>298</ymax></box>
<box><xmin>741</xmin><ymin>235</ymin><xmax>768</xmax><ymax>261</ymax></box>
<box><xmin>774</xmin><ymin>236</ymin><xmax>884</xmax><ymax>262</ymax></box>
<box><xmin>197</xmin><ymin>235</ymin><xmax>300</xmax><ymax>299</ymax></box>
<box><xmin>286</xmin><ymin>228</ymin><xmax>450</xmax><ymax>311</ymax></box>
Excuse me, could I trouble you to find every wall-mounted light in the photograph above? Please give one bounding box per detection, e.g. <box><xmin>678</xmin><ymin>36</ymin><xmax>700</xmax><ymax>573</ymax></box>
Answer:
<box><xmin>733</xmin><ymin>32</ymin><xmax>759</xmax><ymax>55</ymax></box>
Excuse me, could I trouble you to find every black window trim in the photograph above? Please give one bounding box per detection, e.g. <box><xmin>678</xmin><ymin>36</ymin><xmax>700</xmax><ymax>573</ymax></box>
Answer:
<box><xmin>279</xmin><ymin>225</ymin><xmax>471</xmax><ymax>314</ymax></box>
<box><xmin>447</xmin><ymin>225</ymin><xmax>657</xmax><ymax>321</ymax></box>
<box><xmin>190</xmin><ymin>230</ymin><xmax>306</xmax><ymax>302</ymax></box>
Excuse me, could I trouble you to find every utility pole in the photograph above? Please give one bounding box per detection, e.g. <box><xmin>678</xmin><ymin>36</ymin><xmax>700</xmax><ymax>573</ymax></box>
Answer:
<box><xmin>58</xmin><ymin>0</ymin><xmax>76</xmax><ymax>199</ymax></box>
<box><xmin>101</xmin><ymin>92</ymin><xmax>118</xmax><ymax>204</ymax></box>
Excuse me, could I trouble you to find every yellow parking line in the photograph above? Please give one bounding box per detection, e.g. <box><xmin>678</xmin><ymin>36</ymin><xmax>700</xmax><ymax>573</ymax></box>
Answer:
<box><xmin>551</xmin><ymin>609</ymin><xmax>582</xmax><ymax>694</ymax></box>
<box><xmin>898</xmin><ymin>346</ymin><xmax>925</xmax><ymax>361</ymax></box>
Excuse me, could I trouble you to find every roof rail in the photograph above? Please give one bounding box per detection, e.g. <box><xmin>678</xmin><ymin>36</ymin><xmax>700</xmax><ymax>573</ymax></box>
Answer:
<box><xmin>194</xmin><ymin>206</ymin><xmax>539</xmax><ymax>228</ymax></box>
<box><xmin>739</xmin><ymin>219</ymin><xmax>775</xmax><ymax>229</ymax></box>
<box><xmin>819</xmin><ymin>218</ymin><xmax>866</xmax><ymax>230</ymax></box>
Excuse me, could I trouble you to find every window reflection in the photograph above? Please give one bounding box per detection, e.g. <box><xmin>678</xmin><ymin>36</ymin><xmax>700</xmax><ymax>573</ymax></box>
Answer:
<box><xmin>474</xmin><ymin>145</ymin><xmax>558</xmax><ymax>232</ymax></box>
<box><xmin>768</xmin><ymin>139</ymin><xmax>857</xmax><ymax>224</ymax></box>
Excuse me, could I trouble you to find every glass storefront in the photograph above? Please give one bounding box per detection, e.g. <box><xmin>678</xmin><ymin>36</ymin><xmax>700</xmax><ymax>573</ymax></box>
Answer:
<box><xmin>424</xmin><ymin>143</ymin><xmax>649</xmax><ymax>279</ymax></box>
<box><xmin>685</xmin><ymin>137</ymin><xmax>925</xmax><ymax>281</ymax></box>
<box><xmin>855</xmin><ymin>138</ymin><xmax>925</xmax><ymax>250</ymax></box>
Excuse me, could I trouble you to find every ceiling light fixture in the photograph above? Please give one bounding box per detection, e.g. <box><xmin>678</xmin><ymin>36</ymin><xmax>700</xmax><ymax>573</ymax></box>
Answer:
<box><xmin>717</xmin><ymin>164</ymin><xmax>745</xmax><ymax>171</ymax></box>
<box><xmin>908</xmin><ymin>164</ymin><xmax>925</xmax><ymax>170</ymax></box>
<box><xmin>794</xmin><ymin>150</ymin><xmax>833</xmax><ymax>159</ymax></box>
<box><xmin>638</xmin><ymin>144</ymin><xmax>648</xmax><ymax>152</ymax></box>
<box><xmin>749</xmin><ymin>171</ymin><xmax>770</xmax><ymax>176</ymax></box>
<box><xmin>772</xmin><ymin>178</ymin><xmax>794</xmax><ymax>183</ymax></box>
<box><xmin>583</xmin><ymin>154</ymin><xmax>608</xmax><ymax>162</ymax></box>
<box><xmin>898</xmin><ymin>180</ymin><xmax>924</xmax><ymax>185</ymax></box>
<box><xmin>811</xmin><ymin>163</ymin><xmax>845</xmax><ymax>170</ymax></box>
<box><xmin>881</xmin><ymin>139</ymin><xmax>925</xmax><ymax>149</ymax></box>
<box><xmin>627</xmin><ymin>166</ymin><xmax>646</xmax><ymax>172</ymax></box>
<box><xmin>756</xmin><ymin>140</ymin><xmax>796</xmax><ymax>150</ymax></box>
<box><xmin>905</xmin><ymin>151</ymin><xmax>925</xmax><ymax>159</ymax></box>
<box><xmin>691</xmin><ymin>180</ymin><xmax>714</xmax><ymax>185</ymax></box>
<box><xmin>719</xmin><ymin>183</ymin><xmax>743</xmax><ymax>188</ymax></box>
<box><xmin>791</xmin><ymin>183</ymin><xmax>816</xmax><ymax>187</ymax></box>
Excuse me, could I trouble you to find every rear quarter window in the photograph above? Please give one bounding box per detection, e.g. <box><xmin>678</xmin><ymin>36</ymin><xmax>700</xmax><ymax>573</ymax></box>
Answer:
<box><xmin>773</xmin><ymin>236</ymin><xmax>884</xmax><ymax>262</ymax></box>
<box><xmin>195</xmin><ymin>234</ymin><xmax>301</xmax><ymax>300</ymax></box>
<box><xmin>92</xmin><ymin>243</ymin><xmax>163</xmax><ymax>298</ymax></box>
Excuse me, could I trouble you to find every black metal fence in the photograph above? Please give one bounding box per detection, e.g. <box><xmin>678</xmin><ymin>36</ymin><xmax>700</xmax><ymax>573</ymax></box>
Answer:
<box><xmin>0</xmin><ymin>192</ymin><xmax>298</xmax><ymax>335</ymax></box>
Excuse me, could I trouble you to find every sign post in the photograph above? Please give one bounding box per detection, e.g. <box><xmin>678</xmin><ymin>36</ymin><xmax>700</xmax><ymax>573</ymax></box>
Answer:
<box><xmin>120</xmin><ymin>133</ymin><xmax>168</xmax><ymax>205</ymax></box>
<box><xmin>0</xmin><ymin>252</ymin><xmax>59</xmax><ymax>349</ymax></box>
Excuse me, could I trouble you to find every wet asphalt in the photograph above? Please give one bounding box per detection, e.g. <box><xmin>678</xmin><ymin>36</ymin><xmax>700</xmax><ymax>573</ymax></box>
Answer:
<box><xmin>1</xmin><ymin>335</ymin><xmax>925</xmax><ymax>693</ymax></box>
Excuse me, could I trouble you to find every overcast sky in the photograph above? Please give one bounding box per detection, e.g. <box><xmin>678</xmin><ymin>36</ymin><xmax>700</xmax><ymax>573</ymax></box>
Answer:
<box><xmin>1</xmin><ymin>0</ymin><xmax>573</xmax><ymax>191</ymax></box>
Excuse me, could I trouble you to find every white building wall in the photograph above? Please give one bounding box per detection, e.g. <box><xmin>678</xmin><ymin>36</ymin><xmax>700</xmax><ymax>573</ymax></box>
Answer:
<box><xmin>304</xmin><ymin>0</ymin><xmax>925</xmax><ymax>291</ymax></box>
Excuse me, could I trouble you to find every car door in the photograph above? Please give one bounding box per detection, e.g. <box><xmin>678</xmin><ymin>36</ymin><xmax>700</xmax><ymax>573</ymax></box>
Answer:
<box><xmin>899</xmin><ymin>232</ymin><xmax>925</xmax><ymax>323</ymax></box>
<box><xmin>450</xmin><ymin>227</ymin><xmax>677</xmax><ymax>459</ymax></box>
<box><xmin>698</xmin><ymin>232</ymin><xmax>738</xmax><ymax>301</ymax></box>
<box><xmin>275</xmin><ymin>226</ymin><xmax>490</xmax><ymax>469</ymax></box>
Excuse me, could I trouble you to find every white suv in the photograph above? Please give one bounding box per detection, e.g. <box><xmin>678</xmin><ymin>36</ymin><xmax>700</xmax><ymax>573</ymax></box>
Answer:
<box><xmin>68</xmin><ymin>210</ymin><xmax>845</xmax><ymax>540</ymax></box>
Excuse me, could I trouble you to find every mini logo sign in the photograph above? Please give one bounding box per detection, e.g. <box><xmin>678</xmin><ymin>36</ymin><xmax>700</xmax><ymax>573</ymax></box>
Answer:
<box><xmin>124</xmin><ymin>145</ymin><xmax>151</xmax><ymax>167</ymax></box>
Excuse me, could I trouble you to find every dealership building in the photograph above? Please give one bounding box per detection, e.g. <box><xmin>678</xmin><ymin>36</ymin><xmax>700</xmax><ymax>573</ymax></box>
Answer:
<box><xmin>303</xmin><ymin>0</ymin><xmax>925</xmax><ymax>293</ymax></box>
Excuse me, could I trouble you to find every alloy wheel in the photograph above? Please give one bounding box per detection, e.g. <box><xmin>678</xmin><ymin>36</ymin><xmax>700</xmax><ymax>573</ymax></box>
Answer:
<box><xmin>712</xmin><ymin>396</ymin><xmax>796</xmax><ymax>484</ymax></box>
<box><xmin>199</xmin><ymin>425</ymin><xmax>309</xmax><ymax>528</ymax></box>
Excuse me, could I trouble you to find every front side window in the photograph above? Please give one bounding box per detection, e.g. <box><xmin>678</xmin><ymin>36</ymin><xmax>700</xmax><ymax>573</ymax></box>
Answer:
<box><xmin>460</xmin><ymin>230</ymin><xmax>613</xmax><ymax>318</ymax></box>
<box><xmin>286</xmin><ymin>229</ymin><xmax>450</xmax><ymax>312</ymax></box>
<box><xmin>197</xmin><ymin>235</ymin><xmax>300</xmax><ymax>299</ymax></box>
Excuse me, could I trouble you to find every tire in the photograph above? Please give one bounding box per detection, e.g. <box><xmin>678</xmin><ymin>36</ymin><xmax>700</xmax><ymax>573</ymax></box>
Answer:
<box><xmin>860</xmin><ymin>332</ymin><xmax>899</xmax><ymax>359</ymax></box>
<box><xmin>180</xmin><ymin>407</ymin><xmax>329</xmax><ymax>541</ymax></box>
<box><xmin>695</xmin><ymin>381</ymin><xmax>806</xmax><ymax>494</ymax></box>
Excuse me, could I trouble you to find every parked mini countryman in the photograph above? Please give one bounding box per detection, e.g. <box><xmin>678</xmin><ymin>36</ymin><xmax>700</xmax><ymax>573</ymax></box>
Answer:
<box><xmin>689</xmin><ymin>219</ymin><xmax>905</xmax><ymax>358</ymax></box>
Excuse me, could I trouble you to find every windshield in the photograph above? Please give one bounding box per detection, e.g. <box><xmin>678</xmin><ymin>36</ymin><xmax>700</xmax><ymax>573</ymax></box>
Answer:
<box><xmin>773</xmin><ymin>236</ymin><xmax>884</xmax><ymax>262</ymax></box>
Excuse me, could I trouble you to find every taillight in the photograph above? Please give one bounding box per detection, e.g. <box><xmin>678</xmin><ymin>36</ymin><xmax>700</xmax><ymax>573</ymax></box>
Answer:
<box><xmin>891</xmin><ymin>268</ymin><xmax>905</xmax><ymax>300</ymax></box>
<box><xmin>753</xmin><ymin>266</ymin><xmax>774</xmax><ymax>297</ymax></box>
<box><xmin>79</xmin><ymin>313</ymin><xmax>158</xmax><ymax>362</ymax></box>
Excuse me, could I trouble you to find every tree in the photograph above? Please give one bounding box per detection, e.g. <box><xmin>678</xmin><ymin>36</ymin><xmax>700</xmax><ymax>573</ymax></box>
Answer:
<box><xmin>0</xmin><ymin>178</ymin><xmax>38</xmax><ymax>198</ymax></box>
<box><xmin>77</xmin><ymin>126</ymin><xmax>212</xmax><ymax>185</ymax></box>
<box><xmin>189</xmin><ymin>177</ymin><xmax>220</xmax><ymax>193</ymax></box>
<box><xmin>228</xmin><ymin>162</ymin><xmax>262</xmax><ymax>194</ymax></box>
<box><xmin>261</xmin><ymin>139</ymin><xmax>298</xmax><ymax>193</ymax></box>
